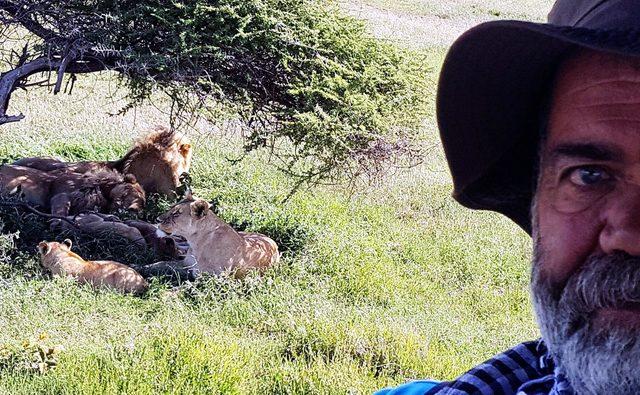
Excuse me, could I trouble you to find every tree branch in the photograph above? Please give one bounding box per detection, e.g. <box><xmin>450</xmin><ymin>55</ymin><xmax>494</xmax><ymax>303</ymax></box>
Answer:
<box><xmin>53</xmin><ymin>48</ymin><xmax>74</xmax><ymax>94</ymax></box>
<box><xmin>0</xmin><ymin>113</ymin><xmax>23</xmax><ymax>123</ymax></box>
<box><xmin>0</xmin><ymin>54</ymin><xmax>114</xmax><ymax>124</ymax></box>
<box><xmin>0</xmin><ymin>1</ymin><xmax>61</xmax><ymax>43</ymax></box>
<box><xmin>0</xmin><ymin>56</ymin><xmax>53</xmax><ymax>124</ymax></box>
<box><xmin>0</xmin><ymin>200</ymin><xmax>78</xmax><ymax>227</ymax></box>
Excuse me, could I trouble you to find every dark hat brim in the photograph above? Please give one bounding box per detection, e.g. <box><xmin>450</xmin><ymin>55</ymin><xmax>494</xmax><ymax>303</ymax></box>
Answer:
<box><xmin>437</xmin><ymin>20</ymin><xmax>640</xmax><ymax>234</ymax></box>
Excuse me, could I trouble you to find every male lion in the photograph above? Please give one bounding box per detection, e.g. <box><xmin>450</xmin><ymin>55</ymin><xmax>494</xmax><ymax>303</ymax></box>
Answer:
<box><xmin>157</xmin><ymin>195</ymin><xmax>279</xmax><ymax>277</ymax></box>
<box><xmin>14</xmin><ymin>125</ymin><xmax>193</xmax><ymax>197</ymax></box>
<box><xmin>0</xmin><ymin>165</ymin><xmax>145</xmax><ymax>216</ymax></box>
<box><xmin>38</xmin><ymin>239</ymin><xmax>148</xmax><ymax>294</ymax></box>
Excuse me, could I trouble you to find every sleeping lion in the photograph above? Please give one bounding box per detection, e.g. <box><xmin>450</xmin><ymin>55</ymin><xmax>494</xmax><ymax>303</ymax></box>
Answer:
<box><xmin>38</xmin><ymin>239</ymin><xmax>148</xmax><ymax>294</ymax></box>
<box><xmin>14</xmin><ymin>125</ymin><xmax>192</xmax><ymax>197</ymax></box>
<box><xmin>0</xmin><ymin>165</ymin><xmax>145</xmax><ymax>216</ymax></box>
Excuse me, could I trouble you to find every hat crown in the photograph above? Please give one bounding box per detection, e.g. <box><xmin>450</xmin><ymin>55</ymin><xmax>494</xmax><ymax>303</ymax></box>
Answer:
<box><xmin>549</xmin><ymin>0</ymin><xmax>640</xmax><ymax>29</ymax></box>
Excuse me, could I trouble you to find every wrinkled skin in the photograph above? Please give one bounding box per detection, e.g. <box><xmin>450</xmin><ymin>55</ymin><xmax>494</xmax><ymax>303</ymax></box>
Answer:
<box><xmin>533</xmin><ymin>49</ymin><xmax>640</xmax><ymax>394</ymax></box>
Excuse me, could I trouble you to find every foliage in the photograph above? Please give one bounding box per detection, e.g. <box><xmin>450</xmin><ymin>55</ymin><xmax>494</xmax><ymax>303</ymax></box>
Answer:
<box><xmin>0</xmin><ymin>0</ymin><xmax>430</xmax><ymax>184</ymax></box>
<box><xmin>0</xmin><ymin>333</ymin><xmax>63</xmax><ymax>375</ymax></box>
<box><xmin>0</xmin><ymin>0</ymin><xmax>545</xmax><ymax>392</ymax></box>
<box><xmin>0</xmin><ymin>195</ymin><xmax>158</xmax><ymax>269</ymax></box>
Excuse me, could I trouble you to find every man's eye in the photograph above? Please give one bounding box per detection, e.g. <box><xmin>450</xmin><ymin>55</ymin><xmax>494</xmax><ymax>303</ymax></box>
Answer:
<box><xmin>568</xmin><ymin>167</ymin><xmax>611</xmax><ymax>186</ymax></box>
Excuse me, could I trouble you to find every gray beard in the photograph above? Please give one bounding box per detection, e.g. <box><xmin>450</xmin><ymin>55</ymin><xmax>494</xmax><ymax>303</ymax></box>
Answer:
<box><xmin>532</xmin><ymin>247</ymin><xmax>640</xmax><ymax>394</ymax></box>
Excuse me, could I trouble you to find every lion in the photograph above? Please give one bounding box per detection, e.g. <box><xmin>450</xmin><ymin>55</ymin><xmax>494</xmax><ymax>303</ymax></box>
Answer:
<box><xmin>0</xmin><ymin>164</ymin><xmax>53</xmax><ymax>207</ymax></box>
<box><xmin>0</xmin><ymin>165</ymin><xmax>145</xmax><ymax>216</ymax></box>
<box><xmin>124</xmin><ymin>219</ymin><xmax>188</xmax><ymax>259</ymax></box>
<box><xmin>57</xmin><ymin>214</ymin><xmax>187</xmax><ymax>261</ymax></box>
<box><xmin>38</xmin><ymin>239</ymin><xmax>148</xmax><ymax>294</ymax></box>
<box><xmin>157</xmin><ymin>194</ymin><xmax>279</xmax><ymax>277</ymax></box>
<box><xmin>61</xmin><ymin>214</ymin><xmax>147</xmax><ymax>247</ymax></box>
<box><xmin>14</xmin><ymin>125</ymin><xmax>193</xmax><ymax>197</ymax></box>
<box><xmin>49</xmin><ymin>171</ymin><xmax>146</xmax><ymax>216</ymax></box>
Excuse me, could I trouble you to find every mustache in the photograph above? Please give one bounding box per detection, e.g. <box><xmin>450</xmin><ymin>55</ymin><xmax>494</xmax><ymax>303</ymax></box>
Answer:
<box><xmin>531</xmin><ymin>250</ymin><xmax>640</xmax><ymax>394</ymax></box>
<box><xmin>556</xmin><ymin>252</ymin><xmax>640</xmax><ymax>315</ymax></box>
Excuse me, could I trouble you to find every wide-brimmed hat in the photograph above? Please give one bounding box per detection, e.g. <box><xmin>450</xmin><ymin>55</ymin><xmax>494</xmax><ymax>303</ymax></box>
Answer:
<box><xmin>437</xmin><ymin>0</ymin><xmax>640</xmax><ymax>234</ymax></box>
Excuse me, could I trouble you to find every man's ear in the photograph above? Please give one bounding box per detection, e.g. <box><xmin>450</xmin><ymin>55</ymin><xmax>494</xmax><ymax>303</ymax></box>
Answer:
<box><xmin>62</xmin><ymin>239</ymin><xmax>73</xmax><ymax>249</ymax></box>
<box><xmin>37</xmin><ymin>241</ymin><xmax>50</xmax><ymax>255</ymax></box>
<box><xmin>190</xmin><ymin>200</ymin><xmax>210</xmax><ymax>219</ymax></box>
<box><xmin>164</xmin><ymin>237</ymin><xmax>176</xmax><ymax>248</ymax></box>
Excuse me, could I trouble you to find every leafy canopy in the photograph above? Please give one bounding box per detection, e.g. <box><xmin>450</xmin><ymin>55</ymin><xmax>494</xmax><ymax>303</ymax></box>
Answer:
<box><xmin>1</xmin><ymin>0</ymin><xmax>429</xmax><ymax>183</ymax></box>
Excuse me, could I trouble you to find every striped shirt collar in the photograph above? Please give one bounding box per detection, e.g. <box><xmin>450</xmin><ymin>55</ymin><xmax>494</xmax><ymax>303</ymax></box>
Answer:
<box><xmin>425</xmin><ymin>340</ymin><xmax>574</xmax><ymax>395</ymax></box>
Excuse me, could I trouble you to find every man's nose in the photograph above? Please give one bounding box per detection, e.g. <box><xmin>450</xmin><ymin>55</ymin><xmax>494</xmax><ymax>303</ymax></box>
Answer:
<box><xmin>600</xmin><ymin>185</ymin><xmax>640</xmax><ymax>255</ymax></box>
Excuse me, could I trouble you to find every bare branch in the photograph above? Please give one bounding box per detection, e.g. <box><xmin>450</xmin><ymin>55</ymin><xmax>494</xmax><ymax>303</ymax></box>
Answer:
<box><xmin>64</xmin><ymin>73</ymin><xmax>76</xmax><ymax>94</ymax></box>
<box><xmin>0</xmin><ymin>53</ymin><xmax>112</xmax><ymax>124</ymax></box>
<box><xmin>53</xmin><ymin>48</ymin><xmax>74</xmax><ymax>94</ymax></box>
<box><xmin>0</xmin><ymin>56</ymin><xmax>56</xmax><ymax>124</ymax></box>
<box><xmin>0</xmin><ymin>1</ymin><xmax>61</xmax><ymax>43</ymax></box>
<box><xmin>0</xmin><ymin>113</ymin><xmax>23</xmax><ymax>123</ymax></box>
<box><xmin>0</xmin><ymin>199</ymin><xmax>78</xmax><ymax>227</ymax></box>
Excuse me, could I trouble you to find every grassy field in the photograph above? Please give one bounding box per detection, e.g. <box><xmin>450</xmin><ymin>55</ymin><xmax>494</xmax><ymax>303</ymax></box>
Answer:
<box><xmin>344</xmin><ymin>0</ymin><xmax>552</xmax><ymax>47</ymax></box>
<box><xmin>0</xmin><ymin>1</ymin><xmax>553</xmax><ymax>394</ymax></box>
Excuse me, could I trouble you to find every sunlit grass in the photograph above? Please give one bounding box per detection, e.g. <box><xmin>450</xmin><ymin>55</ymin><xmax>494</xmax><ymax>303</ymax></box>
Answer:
<box><xmin>0</xmin><ymin>1</ymin><xmax>542</xmax><ymax>392</ymax></box>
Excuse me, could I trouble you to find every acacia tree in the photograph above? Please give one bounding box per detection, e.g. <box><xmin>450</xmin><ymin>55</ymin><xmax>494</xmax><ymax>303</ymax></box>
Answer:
<box><xmin>0</xmin><ymin>0</ymin><xmax>429</xmax><ymax>184</ymax></box>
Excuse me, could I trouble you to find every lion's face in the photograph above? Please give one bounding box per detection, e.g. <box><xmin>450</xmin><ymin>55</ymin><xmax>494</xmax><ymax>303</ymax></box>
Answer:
<box><xmin>158</xmin><ymin>198</ymin><xmax>210</xmax><ymax>237</ymax></box>
<box><xmin>168</xmin><ymin>141</ymin><xmax>192</xmax><ymax>182</ymax></box>
<box><xmin>123</xmin><ymin>129</ymin><xmax>193</xmax><ymax>196</ymax></box>
<box><xmin>109</xmin><ymin>175</ymin><xmax>146</xmax><ymax>213</ymax></box>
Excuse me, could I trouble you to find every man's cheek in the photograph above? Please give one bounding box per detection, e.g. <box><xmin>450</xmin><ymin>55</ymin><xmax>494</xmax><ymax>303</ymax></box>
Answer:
<box><xmin>535</xmin><ymin>198</ymin><xmax>602</xmax><ymax>284</ymax></box>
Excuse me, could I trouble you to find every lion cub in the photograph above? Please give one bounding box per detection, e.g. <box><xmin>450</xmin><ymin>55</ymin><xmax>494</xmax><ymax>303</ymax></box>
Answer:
<box><xmin>38</xmin><ymin>239</ymin><xmax>148</xmax><ymax>294</ymax></box>
<box><xmin>158</xmin><ymin>195</ymin><xmax>279</xmax><ymax>277</ymax></box>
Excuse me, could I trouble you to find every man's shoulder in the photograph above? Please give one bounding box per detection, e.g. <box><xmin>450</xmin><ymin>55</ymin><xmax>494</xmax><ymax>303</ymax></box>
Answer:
<box><xmin>427</xmin><ymin>340</ymin><xmax>553</xmax><ymax>395</ymax></box>
<box><xmin>416</xmin><ymin>340</ymin><xmax>554</xmax><ymax>395</ymax></box>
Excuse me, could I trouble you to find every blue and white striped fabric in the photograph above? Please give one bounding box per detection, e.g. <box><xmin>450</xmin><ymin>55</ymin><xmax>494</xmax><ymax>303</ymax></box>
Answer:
<box><xmin>377</xmin><ymin>340</ymin><xmax>574</xmax><ymax>395</ymax></box>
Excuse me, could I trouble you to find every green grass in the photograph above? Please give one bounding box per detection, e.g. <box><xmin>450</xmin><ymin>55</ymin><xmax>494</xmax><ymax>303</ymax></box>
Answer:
<box><xmin>0</xmin><ymin>2</ymin><xmax>541</xmax><ymax>393</ymax></box>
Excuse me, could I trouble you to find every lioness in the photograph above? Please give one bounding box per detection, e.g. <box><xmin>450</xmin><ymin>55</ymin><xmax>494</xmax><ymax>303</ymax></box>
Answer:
<box><xmin>0</xmin><ymin>165</ymin><xmax>145</xmax><ymax>216</ymax></box>
<box><xmin>38</xmin><ymin>239</ymin><xmax>148</xmax><ymax>294</ymax></box>
<box><xmin>15</xmin><ymin>126</ymin><xmax>192</xmax><ymax>197</ymax></box>
<box><xmin>157</xmin><ymin>195</ymin><xmax>279</xmax><ymax>277</ymax></box>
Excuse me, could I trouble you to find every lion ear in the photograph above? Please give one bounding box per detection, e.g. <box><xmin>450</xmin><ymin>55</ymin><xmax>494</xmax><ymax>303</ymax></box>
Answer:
<box><xmin>37</xmin><ymin>241</ymin><xmax>50</xmax><ymax>255</ymax></box>
<box><xmin>190</xmin><ymin>200</ymin><xmax>209</xmax><ymax>219</ymax></box>
<box><xmin>180</xmin><ymin>143</ymin><xmax>191</xmax><ymax>156</ymax></box>
<box><xmin>62</xmin><ymin>239</ymin><xmax>73</xmax><ymax>249</ymax></box>
<box><xmin>124</xmin><ymin>174</ymin><xmax>137</xmax><ymax>184</ymax></box>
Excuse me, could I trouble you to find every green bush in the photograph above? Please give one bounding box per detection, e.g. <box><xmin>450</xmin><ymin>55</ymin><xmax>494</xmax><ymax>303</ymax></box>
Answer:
<box><xmin>4</xmin><ymin>0</ymin><xmax>429</xmax><ymax>183</ymax></box>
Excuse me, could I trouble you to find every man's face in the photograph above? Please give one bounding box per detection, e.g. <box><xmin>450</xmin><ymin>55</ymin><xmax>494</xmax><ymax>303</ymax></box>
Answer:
<box><xmin>533</xmin><ymin>50</ymin><xmax>640</xmax><ymax>393</ymax></box>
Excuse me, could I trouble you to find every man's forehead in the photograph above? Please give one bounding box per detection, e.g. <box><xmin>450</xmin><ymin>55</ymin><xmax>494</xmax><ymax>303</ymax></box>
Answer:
<box><xmin>552</xmin><ymin>50</ymin><xmax>640</xmax><ymax>104</ymax></box>
<box><xmin>545</xmin><ymin>49</ymin><xmax>640</xmax><ymax>156</ymax></box>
